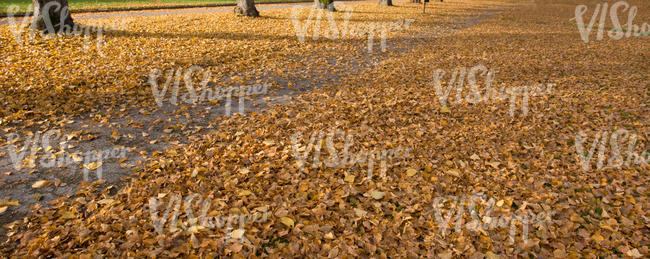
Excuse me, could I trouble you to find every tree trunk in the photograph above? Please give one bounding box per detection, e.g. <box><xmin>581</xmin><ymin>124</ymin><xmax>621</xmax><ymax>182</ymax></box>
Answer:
<box><xmin>379</xmin><ymin>0</ymin><xmax>393</xmax><ymax>6</ymax></box>
<box><xmin>31</xmin><ymin>0</ymin><xmax>74</xmax><ymax>33</ymax></box>
<box><xmin>234</xmin><ymin>0</ymin><xmax>259</xmax><ymax>17</ymax></box>
<box><xmin>410</xmin><ymin>0</ymin><xmax>421</xmax><ymax>3</ymax></box>
<box><xmin>315</xmin><ymin>0</ymin><xmax>336</xmax><ymax>12</ymax></box>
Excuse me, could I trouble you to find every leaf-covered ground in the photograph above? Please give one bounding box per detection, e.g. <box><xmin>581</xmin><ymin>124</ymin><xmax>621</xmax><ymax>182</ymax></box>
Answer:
<box><xmin>0</xmin><ymin>0</ymin><xmax>467</xmax><ymax>233</ymax></box>
<box><xmin>1</xmin><ymin>0</ymin><xmax>649</xmax><ymax>257</ymax></box>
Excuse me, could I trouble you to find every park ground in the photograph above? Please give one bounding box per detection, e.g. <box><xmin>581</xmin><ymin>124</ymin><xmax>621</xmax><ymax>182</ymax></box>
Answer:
<box><xmin>0</xmin><ymin>0</ymin><xmax>648</xmax><ymax>257</ymax></box>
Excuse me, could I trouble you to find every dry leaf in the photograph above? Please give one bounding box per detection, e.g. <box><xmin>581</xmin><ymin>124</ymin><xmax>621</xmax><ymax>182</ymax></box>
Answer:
<box><xmin>32</xmin><ymin>180</ymin><xmax>51</xmax><ymax>188</ymax></box>
<box><xmin>280</xmin><ymin>217</ymin><xmax>294</xmax><ymax>228</ymax></box>
<box><xmin>370</xmin><ymin>191</ymin><xmax>386</xmax><ymax>200</ymax></box>
<box><xmin>440</xmin><ymin>106</ymin><xmax>451</xmax><ymax>114</ymax></box>
<box><xmin>237</xmin><ymin>190</ymin><xmax>252</xmax><ymax>197</ymax></box>
<box><xmin>406</xmin><ymin>168</ymin><xmax>417</xmax><ymax>177</ymax></box>
<box><xmin>230</xmin><ymin>229</ymin><xmax>245</xmax><ymax>239</ymax></box>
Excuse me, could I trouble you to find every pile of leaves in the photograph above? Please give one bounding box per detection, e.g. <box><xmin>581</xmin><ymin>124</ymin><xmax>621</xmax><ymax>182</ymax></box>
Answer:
<box><xmin>1</xmin><ymin>0</ymin><xmax>648</xmax><ymax>257</ymax></box>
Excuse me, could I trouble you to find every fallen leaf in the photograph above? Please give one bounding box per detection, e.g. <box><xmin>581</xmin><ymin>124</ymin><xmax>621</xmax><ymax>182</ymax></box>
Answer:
<box><xmin>32</xmin><ymin>180</ymin><xmax>51</xmax><ymax>188</ymax></box>
<box><xmin>354</xmin><ymin>208</ymin><xmax>368</xmax><ymax>217</ymax></box>
<box><xmin>230</xmin><ymin>229</ymin><xmax>245</xmax><ymax>239</ymax></box>
<box><xmin>280</xmin><ymin>217</ymin><xmax>294</xmax><ymax>228</ymax></box>
<box><xmin>591</xmin><ymin>233</ymin><xmax>605</xmax><ymax>243</ymax></box>
<box><xmin>406</xmin><ymin>168</ymin><xmax>417</xmax><ymax>177</ymax></box>
<box><xmin>626</xmin><ymin>248</ymin><xmax>642</xmax><ymax>258</ymax></box>
<box><xmin>60</xmin><ymin>211</ymin><xmax>77</xmax><ymax>220</ymax></box>
<box><xmin>370</xmin><ymin>191</ymin><xmax>385</xmax><ymax>200</ymax></box>
<box><xmin>447</xmin><ymin>169</ymin><xmax>460</xmax><ymax>177</ymax></box>
<box><xmin>84</xmin><ymin>162</ymin><xmax>102</xmax><ymax>170</ymax></box>
<box><xmin>97</xmin><ymin>199</ymin><xmax>114</xmax><ymax>205</ymax></box>
<box><xmin>237</xmin><ymin>190</ymin><xmax>252</xmax><ymax>197</ymax></box>
<box><xmin>440</xmin><ymin>106</ymin><xmax>451</xmax><ymax>114</ymax></box>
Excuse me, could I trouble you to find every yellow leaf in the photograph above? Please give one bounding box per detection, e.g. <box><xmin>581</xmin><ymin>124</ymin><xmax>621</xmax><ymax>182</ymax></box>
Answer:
<box><xmin>230</xmin><ymin>229</ymin><xmax>245</xmax><ymax>239</ymax></box>
<box><xmin>591</xmin><ymin>233</ymin><xmax>604</xmax><ymax>243</ymax></box>
<box><xmin>370</xmin><ymin>191</ymin><xmax>385</xmax><ymax>200</ymax></box>
<box><xmin>354</xmin><ymin>208</ymin><xmax>367</xmax><ymax>217</ymax></box>
<box><xmin>97</xmin><ymin>199</ymin><xmax>114</xmax><ymax>205</ymax></box>
<box><xmin>444</xmin><ymin>160</ymin><xmax>454</xmax><ymax>167</ymax></box>
<box><xmin>440</xmin><ymin>106</ymin><xmax>451</xmax><ymax>114</ymax></box>
<box><xmin>485</xmin><ymin>251</ymin><xmax>500</xmax><ymax>259</ymax></box>
<box><xmin>32</xmin><ymin>180</ymin><xmax>51</xmax><ymax>188</ymax></box>
<box><xmin>72</xmin><ymin>153</ymin><xmax>83</xmax><ymax>162</ymax></box>
<box><xmin>447</xmin><ymin>169</ymin><xmax>460</xmax><ymax>177</ymax></box>
<box><xmin>406</xmin><ymin>168</ymin><xmax>417</xmax><ymax>177</ymax></box>
<box><xmin>344</xmin><ymin>174</ymin><xmax>355</xmax><ymax>183</ymax></box>
<box><xmin>61</xmin><ymin>210</ymin><xmax>77</xmax><ymax>220</ymax></box>
<box><xmin>85</xmin><ymin>161</ymin><xmax>102</xmax><ymax>170</ymax></box>
<box><xmin>188</xmin><ymin>225</ymin><xmax>203</xmax><ymax>234</ymax></box>
<box><xmin>488</xmin><ymin>162</ymin><xmax>501</xmax><ymax>169</ymax></box>
<box><xmin>238</xmin><ymin>190</ymin><xmax>252</xmax><ymax>196</ymax></box>
<box><xmin>570</xmin><ymin>213</ymin><xmax>581</xmax><ymax>222</ymax></box>
<box><xmin>0</xmin><ymin>200</ymin><xmax>19</xmax><ymax>207</ymax></box>
<box><xmin>280</xmin><ymin>217</ymin><xmax>294</xmax><ymax>227</ymax></box>
<box><xmin>439</xmin><ymin>250</ymin><xmax>452</xmax><ymax>259</ymax></box>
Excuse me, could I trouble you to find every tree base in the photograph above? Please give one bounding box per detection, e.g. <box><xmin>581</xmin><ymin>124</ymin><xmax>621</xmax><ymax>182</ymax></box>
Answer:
<box><xmin>31</xmin><ymin>0</ymin><xmax>75</xmax><ymax>33</ymax></box>
<box><xmin>233</xmin><ymin>6</ymin><xmax>259</xmax><ymax>17</ymax></box>
<box><xmin>32</xmin><ymin>18</ymin><xmax>74</xmax><ymax>33</ymax></box>
<box><xmin>315</xmin><ymin>3</ymin><xmax>336</xmax><ymax>12</ymax></box>
<box><xmin>379</xmin><ymin>0</ymin><xmax>393</xmax><ymax>6</ymax></box>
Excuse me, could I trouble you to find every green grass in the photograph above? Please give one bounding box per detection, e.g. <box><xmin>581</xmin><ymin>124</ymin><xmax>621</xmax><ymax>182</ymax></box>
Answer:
<box><xmin>0</xmin><ymin>0</ymin><xmax>311</xmax><ymax>15</ymax></box>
